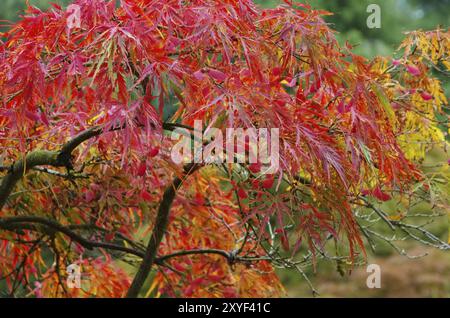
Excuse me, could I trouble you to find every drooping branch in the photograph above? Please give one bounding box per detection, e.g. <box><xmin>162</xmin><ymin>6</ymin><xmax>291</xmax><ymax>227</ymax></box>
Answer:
<box><xmin>126</xmin><ymin>163</ymin><xmax>200</xmax><ymax>298</ymax></box>
<box><xmin>1</xmin><ymin>213</ymin><xmax>273</xmax><ymax>294</ymax></box>
<box><xmin>156</xmin><ymin>248</ymin><xmax>232</xmax><ymax>263</ymax></box>
<box><xmin>0</xmin><ymin>126</ymin><xmax>104</xmax><ymax>210</ymax></box>
<box><xmin>57</xmin><ymin>126</ymin><xmax>103</xmax><ymax>166</ymax></box>
<box><xmin>0</xmin><ymin>216</ymin><xmax>145</xmax><ymax>257</ymax></box>
<box><xmin>354</xmin><ymin>200</ymin><xmax>450</xmax><ymax>253</ymax></box>
<box><xmin>31</xmin><ymin>167</ymin><xmax>91</xmax><ymax>179</ymax></box>
<box><xmin>0</xmin><ymin>215</ymin><xmax>263</xmax><ymax>265</ymax></box>
<box><xmin>0</xmin><ymin>151</ymin><xmax>61</xmax><ymax>210</ymax></box>
<box><xmin>0</xmin><ymin>122</ymin><xmax>187</xmax><ymax>211</ymax></box>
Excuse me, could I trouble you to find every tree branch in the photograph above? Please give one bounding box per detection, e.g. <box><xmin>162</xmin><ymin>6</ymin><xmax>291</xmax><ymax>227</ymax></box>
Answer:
<box><xmin>0</xmin><ymin>126</ymin><xmax>106</xmax><ymax>210</ymax></box>
<box><xmin>0</xmin><ymin>151</ymin><xmax>61</xmax><ymax>210</ymax></box>
<box><xmin>156</xmin><ymin>248</ymin><xmax>231</xmax><ymax>263</ymax></box>
<box><xmin>0</xmin><ymin>215</ymin><xmax>262</xmax><ymax>264</ymax></box>
<box><xmin>0</xmin><ymin>122</ymin><xmax>181</xmax><ymax>211</ymax></box>
<box><xmin>32</xmin><ymin>167</ymin><xmax>90</xmax><ymax>179</ymax></box>
<box><xmin>57</xmin><ymin>127</ymin><xmax>103</xmax><ymax>166</ymax></box>
<box><xmin>126</xmin><ymin>163</ymin><xmax>200</xmax><ymax>298</ymax></box>
<box><xmin>0</xmin><ymin>216</ymin><xmax>145</xmax><ymax>257</ymax></box>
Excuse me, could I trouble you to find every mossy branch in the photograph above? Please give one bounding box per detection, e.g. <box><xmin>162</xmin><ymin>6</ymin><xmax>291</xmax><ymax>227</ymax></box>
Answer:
<box><xmin>0</xmin><ymin>127</ymin><xmax>103</xmax><ymax>210</ymax></box>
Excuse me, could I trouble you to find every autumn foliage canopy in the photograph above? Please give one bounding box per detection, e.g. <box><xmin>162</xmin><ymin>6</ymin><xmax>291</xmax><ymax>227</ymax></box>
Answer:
<box><xmin>0</xmin><ymin>0</ymin><xmax>448</xmax><ymax>297</ymax></box>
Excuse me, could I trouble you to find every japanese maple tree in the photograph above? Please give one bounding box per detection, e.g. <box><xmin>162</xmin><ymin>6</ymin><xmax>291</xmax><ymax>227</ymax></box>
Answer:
<box><xmin>0</xmin><ymin>0</ymin><xmax>448</xmax><ymax>298</ymax></box>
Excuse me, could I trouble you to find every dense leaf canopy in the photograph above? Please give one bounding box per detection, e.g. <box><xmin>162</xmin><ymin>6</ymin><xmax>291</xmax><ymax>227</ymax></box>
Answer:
<box><xmin>0</xmin><ymin>0</ymin><xmax>448</xmax><ymax>297</ymax></box>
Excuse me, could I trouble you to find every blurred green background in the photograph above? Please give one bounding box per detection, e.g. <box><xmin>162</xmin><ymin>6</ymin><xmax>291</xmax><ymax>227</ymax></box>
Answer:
<box><xmin>1</xmin><ymin>0</ymin><xmax>448</xmax><ymax>297</ymax></box>
<box><xmin>257</xmin><ymin>0</ymin><xmax>450</xmax><ymax>57</ymax></box>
